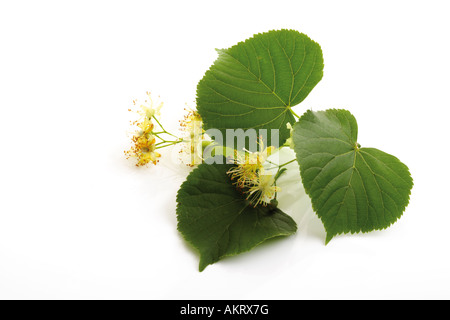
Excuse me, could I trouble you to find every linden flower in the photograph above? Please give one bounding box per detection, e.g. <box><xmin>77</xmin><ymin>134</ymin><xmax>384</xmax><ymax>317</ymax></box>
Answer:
<box><xmin>227</xmin><ymin>139</ymin><xmax>275</xmax><ymax>188</ymax></box>
<box><xmin>246</xmin><ymin>169</ymin><xmax>281</xmax><ymax>207</ymax></box>
<box><xmin>179</xmin><ymin>107</ymin><xmax>205</xmax><ymax>167</ymax></box>
<box><xmin>226</xmin><ymin>154</ymin><xmax>260</xmax><ymax>189</ymax></box>
<box><xmin>137</xmin><ymin>91</ymin><xmax>163</xmax><ymax>119</ymax></box>
<box><xmin>227</xmin><ymin>138</ymin><xmax>279</xmax><ymax>206</ymax></box>
<box><xmin>124</xmin><ymin>92</ymin><xmax>163</xmax><ymax>166</ymax></box>
<box><xmin>127</xmin><ymin>133</ymin><xmax>161</xmax><ymax>166</ymax></box>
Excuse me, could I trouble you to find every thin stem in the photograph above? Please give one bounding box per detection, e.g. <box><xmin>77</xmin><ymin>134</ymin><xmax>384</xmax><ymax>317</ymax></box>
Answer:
<box><xmin>266</xmin><ymin>158</ymin><xmax>296</xmax><ymax>169</ymax></box>
<box><xmin>289</xmin><ymin>107</ymin><xmax>301</xmax><ymax>119</ymax></box>
<box><xmin>152</xmin><ymin>115</ymin><xmax>166</xmax><ymax>131</ymax></box>
<box><xmin>155</xmin><ymin>139</ymin><xmax>183</xmax><ymax>149</ymax></box>
<box><xmin>273</xmin><ymin>167</ymin><xmax>287</xmax><ymax>183</ymax></box>
<box><xmin>278</xmin><ymin>158</ymin><xmax>296</xmax><ymax>168</ymax></box>
<box><xmin>155</xmin><ymin>141</ymin><xmax>171</xmax><ymax>147</ymax></box>
<box><xmin>163</xmin><ymin>131</ymin><xmax>179</xmax><ymax>139</ymax></box>
<box><xmin>272</xmin><ymin>166</ymin><xmax>287</xmax><ymax>201</ymax></box>
<box><xmin>152</xmin><ymin>116</ymin><xmax>179</xmax><ymax>139</ymax></box>
<box><xmin>153</xmin><ymin>133</ymin><xmax>168</xmax><ymax>142</ymax></box>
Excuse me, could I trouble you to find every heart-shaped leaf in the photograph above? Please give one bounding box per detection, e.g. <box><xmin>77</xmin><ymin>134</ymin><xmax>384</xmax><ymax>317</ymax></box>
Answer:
<box><xmin>176</xmin><ymin>160</ymin><xmax>297</xmax><ymax>271</ymax></box>
<box><xmin>293</xmin><ymin>109</ymin><xmax>413</xmax><ymax>244</ymax></box>
<box><xmin>197</xmin><ymin>29</ymin><xmax>324</xmax><ymax>149</ymax></box>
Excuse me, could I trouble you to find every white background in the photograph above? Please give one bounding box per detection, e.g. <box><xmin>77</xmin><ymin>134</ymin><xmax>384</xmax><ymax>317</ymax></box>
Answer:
<box><xmin>1</xmin><ymin>0</ymin><xmax>449</xmax><ymax>300</ymax></box>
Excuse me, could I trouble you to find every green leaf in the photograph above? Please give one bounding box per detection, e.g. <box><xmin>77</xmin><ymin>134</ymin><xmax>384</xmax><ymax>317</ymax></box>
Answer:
<box><xmin>176</xmin><ymin>160</ymin><xmax>297</xmax><ymax>271</ymax></box>
<box><xmin>197</xmin><ymin>29</ymin><xmax>324</xmax><ymax>149</ymax></box>
<box><xmin>292</xmin><ymin>109</ymin><xmax>413</xmax><ymax>244</ymax></box>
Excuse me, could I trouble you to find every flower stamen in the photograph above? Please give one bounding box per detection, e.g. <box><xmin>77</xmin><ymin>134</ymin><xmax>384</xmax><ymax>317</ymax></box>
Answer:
<box><xmin>226</xmin><ymin>138</ymin><xmax>279</xmax><ymax>207</ymax></box>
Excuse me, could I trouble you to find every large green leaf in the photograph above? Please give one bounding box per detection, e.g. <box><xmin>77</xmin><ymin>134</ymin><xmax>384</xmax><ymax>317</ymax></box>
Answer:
<box><xmin>197</xmin><ymin>29</ymin><xmax>324</xmax><ymax>149</ymax></box>
<box><xmin>176</xmin><ymin>160</ymin><xmax>297</xmax><ymax>271</ymax></box>
<box><xmin>293</xmin><ymin>109</ymin><xmax>413</xmax><ymax>244</ymax></box>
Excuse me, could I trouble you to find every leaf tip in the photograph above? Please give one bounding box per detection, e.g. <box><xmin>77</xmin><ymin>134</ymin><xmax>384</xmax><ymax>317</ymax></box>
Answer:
<box><xmin>325</xmin><ymin>233</ymin><xmax>334</xmax><ymax>245</ymax></box>
<box><xmin>198</xmin><ymin>262</ymin><xmax>207</xmax><ymax>272</ymax></box>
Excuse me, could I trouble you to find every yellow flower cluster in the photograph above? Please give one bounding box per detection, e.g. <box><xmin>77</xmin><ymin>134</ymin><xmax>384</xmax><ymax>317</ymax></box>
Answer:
<box><xmin>246</xmin><ymin>170</ymin><xmax>280</xmax><ymax>207</ymax></box>
<box><xmin>124</xmin><ymin>92</ymin><xmax>162</xmax><ymax>167</ymax></box>
<box><xmin>227</xmin><ymin>140</ymin><xmax>280</xmax><ymax>207</ymax></box>
<box><xmin>179</xmin><ymin>107</ymin><xmax>204</xmax><ymax>167</ymax></box>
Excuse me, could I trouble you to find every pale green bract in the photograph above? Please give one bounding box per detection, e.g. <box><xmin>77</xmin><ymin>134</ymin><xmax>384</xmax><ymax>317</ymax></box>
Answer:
<box><xmin>292</xmin><ymin>109</ymin><xmax>413</xmax><ymax>244</ymax></box>
<box><xmin>197</xmin><ymin>29</ymin><xmax>324</xmax><ymax>149</ymax></box>
<box><xmin>176</xmin><ymin>160</ymin><xmax>297</xmax><ymax>271</ymax></box>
